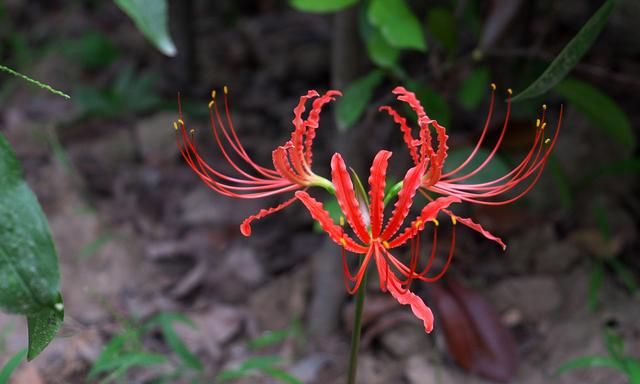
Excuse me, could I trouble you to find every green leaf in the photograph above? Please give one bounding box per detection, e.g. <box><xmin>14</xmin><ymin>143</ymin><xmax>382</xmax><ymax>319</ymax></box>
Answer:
<box><xmin>603</xmin><ymin>327</ymin><xmax>625</xmax><ymax>361</ymax></box>
<box><xmin>556</xmin><ymin>356</ymin><xmax>625</xmax><ymax>376</ymax></box>
<box><xmin>27</xmin><ymin>294</ymin><xmax>64</xmax><ymax>360</ymax></box>
<box><xmin>0</xmin><ymin>133</ymin><xmax>63</xmax><ymax>359</ymax></box>
<box><xmin>249</xmin><ymin>329</ymin><xmax>291</xmax><ymax>350</ymax></box>
<box><xmin>89</xmin><ymin>330</ymin><xmax>141</xmax><ymax>379</ymax></box>
<box><xmin>623</xmin><ymin>358</ymin><xmax>640</xmax><ymax>384</ymax></box>
<box><xmin>402</xmin><ymin>81</ymin><xmax>451</xmax><ymax>128</ymax></box>
<box><xmin>148</xmin><ymin>312</ymin><xmax>203</xmax><ymax>371</ymax></box>
<box><xmin>61</xmin><ymin>31</ymin><xmax>119</xmax><ymax>70</ymax></box>
<box><xmin>588</xmin><ymin>259</ymin><xmax>605</xmax><ymax>312</ymax></box>
<box><xmin>608</xmin><ymin>258</ymin><xmax>638</xmax><ymax>295</ymax></box>
<box><xmin>114</xmin><ymin>0</ymin><xmax>176</xmax><ymax>56</ymax></box>
<box><xmin>93</xmin><ymin>352</ymin><xmax>167</xmax><ymax>383</ymax></box>
<box><xmin>261</xmin><ymin>367</ymin><xmax>303</xmax><ymax>384</ymax></box>
<box><xmin>0</xmin><ymin>64</ymin><xmax>70</xmax><ymax>99</ymax></box>
<box><xmin>217</xmin><ymin>356</ymin><xmax>282</xmax><ymax>382</ymax></box>
<box><xmin>554</xmin><ymin>77</ymin><xmax>634</xmax><ymax>147</ymax></box>
<box><xmin>457</xmin><ymin>67</ymin><xmax>490</xmax><ymax>110</ymax></box>
<box><xmin>289</xmin><ymin>0</ymin><xmax>358</xmax><ymax>13</ymax></box>
<box><xmin>368</xmin><ymin>0</ymin><xmax>426</xmax><ymax>51</ymax></box>
<box><xmin>426</xmin><ymin>7</ymin><xmax>457</xmax><ymax>54</ymax></box>
<box><xmin>365</xmin><ymin>28</ymin><xmax>401</xmax><ymax>68</ymax></box>
<box><xmin>511</xmin><ymin>0</ymin><xmax>617</xmax><ymax>101</ymax></box>
<box><xmin>336</xmin><ymin>70</ymin><xmax>384</xmax><ymax>129</ymax></box>
<box><xmin>0</xmin><ymin>348</ymin><xmax>27</xmax><ymax>384</ymax></box>
<box><xmin>442</xmin><ymin>147</ymin><xmax>510</xmax><ymax>185</ymax></box>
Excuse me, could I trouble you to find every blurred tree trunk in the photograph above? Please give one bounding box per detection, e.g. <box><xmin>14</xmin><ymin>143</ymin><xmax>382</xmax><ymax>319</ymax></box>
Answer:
<box><xmin>169</xmin><ymin>0</ymin><xmax>197</xmax><ymax>88</ymax></box>
<box><xmin>309</xmin><ymin>5</ymin><xmax>365</xmax><ymax>338</ymax></box>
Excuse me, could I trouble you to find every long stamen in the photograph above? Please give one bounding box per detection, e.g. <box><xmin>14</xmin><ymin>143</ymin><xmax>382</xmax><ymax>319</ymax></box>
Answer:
<box><xmin>442</xmin><ymin>83</ymin><xmax>496</xmax><ymax>178</ymax></box>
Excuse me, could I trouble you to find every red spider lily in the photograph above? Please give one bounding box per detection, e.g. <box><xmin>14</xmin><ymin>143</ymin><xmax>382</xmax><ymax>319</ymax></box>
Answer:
<box><xmin>296</xmin><ymin>150</ymin><xmax>460</xmax><ymax>333</ymax></box>
<box><xmin>380</xmin><ymin>85</ymin><xmax>563</xmax><ymax>249</ymax></box>
<box><xmin>175</xmin><ymin>87</ymin><xmax>338</xmax><ymax>236</ymax></box>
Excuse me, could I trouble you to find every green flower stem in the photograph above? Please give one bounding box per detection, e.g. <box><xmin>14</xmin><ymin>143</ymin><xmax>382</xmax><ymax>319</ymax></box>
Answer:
<box><xmin>347</xmin><ymin>265</ymin><xmax>369</xmax><ymax>384</ymax></box>
<box><xmin>312</xmin><ymin>176</ymin><xmax>336</xmax><ymax>195</ymax></box>
<box><xmin>383</xmin><ymin>181</ymin><xmax>404</xmax><ymax>206</ymax></box>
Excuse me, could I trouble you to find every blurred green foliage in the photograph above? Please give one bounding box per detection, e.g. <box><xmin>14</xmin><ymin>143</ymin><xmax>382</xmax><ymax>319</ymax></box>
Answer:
<box><xmin>90</xmin><ymin>312</ymin><xmax>203</xmax><ymax>383</ymax></box>
<box><xmin>557</xmin><ymin>327</ymin><xmax>640</xmax><ymax>384</ymax></box>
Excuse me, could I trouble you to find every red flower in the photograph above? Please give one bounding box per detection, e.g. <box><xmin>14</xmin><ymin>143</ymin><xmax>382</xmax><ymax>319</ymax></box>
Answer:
<box><xmin>175</xmin><ymin>87</ymin><xmax>339</xmax><ymax>236</ymax></box>
<box><xmin>296</xmin><ymin>151</ymin><xmax>460</xmax><ymax>333</ymax></box>
<box><xmin>380</xmin><ymin>86</ymin><xmax>563</xmax><ymax>249</ymax></box>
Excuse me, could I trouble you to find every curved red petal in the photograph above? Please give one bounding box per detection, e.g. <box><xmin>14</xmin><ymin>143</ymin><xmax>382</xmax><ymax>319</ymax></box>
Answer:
<box><xmin>368</xmin><ymin>150</ymin><xmax>392</xmax><ymax>238</ymax></box>
<box><xmin>375</xmin><ymin>245</ymin><xmax>434</xmax><ymax>333</ymax></box>
<box><xmin>295</xmin><ymin>191</ymin><xmax>367</xmax><ymax>253</ymax></box>
<box><xmin>381</xmin><ymin>162</ymin><xmax>426</xmax><ymax>240</ymax></box>
<box><xmin>388</xmin><ymin>196</ymin><xmax>460</xmax><ymax>248</ymax></box>
<box><xmin>304</xmin><ymin>90</ymin><xmax>341</xmax><ymax>166</ymax></box>
<box><xmin>379</xmin><ymin>106</ymin><xmax>419</xmax><ymax>164</ymax></box>
<box><xmin>445</xmin><ymin>210</ymin><xmax>506</xmax><ymax>250</ymax></box>
<box><xmin>331</xmin><ymin>153</ymin><xmax>370</xmax><ymax>243</ymax></box>
<box><xmin>272</xmin><ymin>144</ymin><xmax>306</xmax><ymax>185</ymax></box>
<box><xmin>240</xmin><ymin>196</ymin><xmax>299</xmax><ymax>236</ymax></box>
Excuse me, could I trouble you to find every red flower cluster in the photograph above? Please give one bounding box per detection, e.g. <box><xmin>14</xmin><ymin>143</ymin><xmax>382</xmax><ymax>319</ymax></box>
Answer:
<box><xmin>175</xmin><ymin>85</ymin><xmax>561</xmax><ymax>333</ymax></box>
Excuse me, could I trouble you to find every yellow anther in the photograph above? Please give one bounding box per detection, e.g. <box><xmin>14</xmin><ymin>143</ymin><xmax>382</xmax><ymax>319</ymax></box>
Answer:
<box><xmin>211</xmin><ymin>90</ymin><xmax>217</xmax><ymax>99</ymax></box>
<box><xmin>542</xmin><ymin>104</ymin><xmax>547</xmax><ymax>110</ymax></box>
<box><xmin>382</xmin><ymin>241</ymin><xmax>390</xmax><ymax>249</ymax></box>
<box><xmin>541</xmin><ymin>122</ymin><xmax>547</xmax><ymax>130</ymax></box>
<box><xmin>340</xmin><ymin>238</ymin><xmax>347</xmax><ymax>247</ymax></box>
<box><xmin>507</xmin><ymin>88</ymin><xmax>513</xmax><ymax>95</ymax></box>
<box><xmin>173</xmin><ymin>121</ymin><xmax>179</xmax><ymax>131</ymax></box>
<box><xmin>451</xmin><ymin>215</ymin><xmax>457</xmax><ymax>225</ymax></box>
<box><xmin>545</xmin><ymin>138</ymin><xmax>551</xmax><ymax>144</ymax></box>
<box><xmin>490</xmin><ymin>83</ymin><xmax>496</xmax><ymax>91</ymax></box>
<box><xmin>431</xmin><ymin>218</ymin><xmax>439</xmax><ymax>227</ymax></box>
<box><xmin>224</xmin><ymin>85</ymin><xmax>228</xmax><ymax>94</ymax></box>
<box><xmin>189</xmin><ymin>128</ymin><xmax>195</xmax><ymax>135</ymax></box>
<box><xmin>208</xmin><ymin>100</ymin><xmax>215</xmax><ymax>109</ymax></box>
<box><xmin>536</xmin><ymin>118</ymin><xmax>541</xmax><ymax>127</ymax></box>
<box><xmin>178</xmin><ymin>119</ymin><xmax>185</xmax><ymax>126</ymax></box>
<box><xmin>339</xmin><ymin>216</ymin><xmax>345</xmax><ymax>227</ymax></box>
<box><xmin>414</xmin><ymin>219</ymin><xmax>423</xmax><ymax>228</ymax></box>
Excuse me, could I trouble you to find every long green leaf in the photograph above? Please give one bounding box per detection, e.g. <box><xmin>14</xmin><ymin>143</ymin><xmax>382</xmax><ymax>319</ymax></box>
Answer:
<box><xmin>556</xmin><ymin>356</ymin><xmax>625</xmax><ymax>376</ymax></box>
<box><xmin>623</xmin><ymin>358</ymin><xmax>640</xmax><ymax>384</ymax></box>
<box><xmin>368</xmin><ymin>0</ymin><xmax>426</xmax><ymax>51</ymax></box>
<box><xmin>289</xmin><ymin>0</ymin><xmax>358</xmax><ymax>13</ymax></box>
<box><xmin>608</xmin><ymin>258</ymin><xmax>638</xmax><ymax>295</ymax></box>
<box><xmin>0</xmin><ymin>64</ymin><xmax>70</xmax><ymax>99</ymax></box>
<box><xmin>511</xmin><ymin>0</ymin><xmax>617</xmax><ymax>101</ymax></box>
<box><xmin>95</xmin><ymin>353</ymin><xmax>167</xmax><ymax>384</ymax></box>
<box><xmin>336</xmin><ymin>70</ymin><xmax>384</xmax><ymax>130</ymax></box>
<box><xmin>114</xmin><ymin>0</ymin><xmax>176</xmax><ymax>56</ymax></box>
<box><xmin>603</xmin><ymin>327</ymin><xmax>624</xmax><ymax>362</ymax></box>
<box><xmin>151</xmin><ymin>313</ymin><xmax>203</xmax><ymax>371</ymax></box>
<box><xmin>554</xmin><ymin>77</ymin><xmax>634</xmax><ymax>147</ymax></box>
<box><xmin>588</xmin><ymin>260</ymin><xmax>605</xmax><ymax>312</ymax></box>
<box><xmin>0</xmin><ymin>133</ymin><xmax>64</xmax><ymax>360</ymax></box>
<box><xmin>0</xmin><ymin>348</ymin><xmax>27</xmax><ymax>384</ymax></box>
<box><xmin>261</xmin><ymin>367</ymin><xmax>303</xmax><ymax>384</ymax></box>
